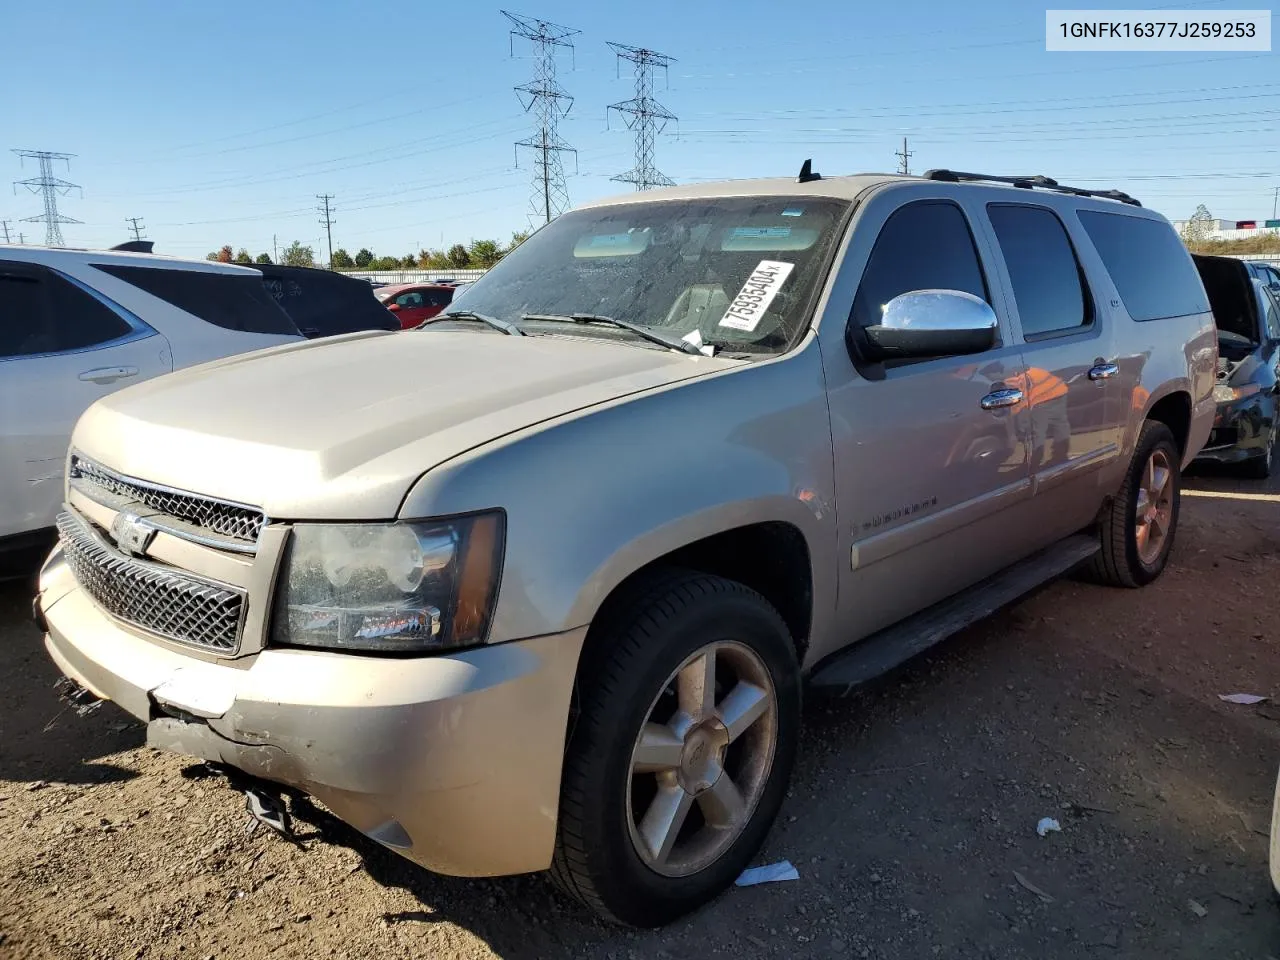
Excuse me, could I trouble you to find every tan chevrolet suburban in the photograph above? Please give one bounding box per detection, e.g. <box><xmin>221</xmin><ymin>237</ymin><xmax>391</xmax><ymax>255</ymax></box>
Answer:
<box><xmin>35</xmin><ymin>167</ymin><xmax>1216</xmax><ymax>927</ymax></box>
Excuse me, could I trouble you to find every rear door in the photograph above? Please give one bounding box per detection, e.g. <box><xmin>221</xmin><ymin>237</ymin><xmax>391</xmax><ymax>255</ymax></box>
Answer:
<box><xmin>980</xmin><ymin>202</ymin><xmax>1128</xmax><ymax>537</ymax></box>
<box><xmin>0</xmin><ymin>261</ymin><xmax>171</xmax><ymax>540</ymax></box>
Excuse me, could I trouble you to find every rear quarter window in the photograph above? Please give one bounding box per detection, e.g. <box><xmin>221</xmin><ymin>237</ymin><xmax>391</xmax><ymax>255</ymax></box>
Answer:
<box><xmin>92</xmin><ymin>264</ymin><xmax>299</xmax><ymax>336</ymax></box>
<box><xmin>1076</xmin><ymin>211</ymin><xmax>1210</xmax><ymax>322</ymax></box>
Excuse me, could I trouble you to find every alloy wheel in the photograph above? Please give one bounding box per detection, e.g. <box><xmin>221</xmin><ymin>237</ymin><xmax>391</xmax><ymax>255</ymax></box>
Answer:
<box><xmin>1134</xmin><ymin>448</ymin><xmax>1174</xmax><ymax>565</ymax></box>
<box><xmin>625</xmin><ymin>640</ymin><xmax>778</xmax><ymax>878</ymax></box>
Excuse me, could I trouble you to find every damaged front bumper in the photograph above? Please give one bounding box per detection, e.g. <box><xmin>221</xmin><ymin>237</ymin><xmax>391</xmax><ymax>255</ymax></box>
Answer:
<box><xmin>37</xmin><ymin>546</ymin><xmax>585</xmax><ymax>878</ymax></box>
<box><xmin>1194</xmin><ymin>395</ymin><xmax>1272</xmax><ymax>465</ymax></box>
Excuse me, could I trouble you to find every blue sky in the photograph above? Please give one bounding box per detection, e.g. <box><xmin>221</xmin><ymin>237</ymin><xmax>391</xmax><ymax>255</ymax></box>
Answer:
<box><xmin>2</xmin><ymin>0</ymin><xmax>1276</xmax><ymax>259</ymax></box>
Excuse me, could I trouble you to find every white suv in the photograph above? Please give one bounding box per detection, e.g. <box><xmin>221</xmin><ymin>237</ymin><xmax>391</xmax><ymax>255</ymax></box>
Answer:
<box><xmin>1</xmin><ymin>247</ymin><xmax>303</xmax><ymax>566</ymax></box>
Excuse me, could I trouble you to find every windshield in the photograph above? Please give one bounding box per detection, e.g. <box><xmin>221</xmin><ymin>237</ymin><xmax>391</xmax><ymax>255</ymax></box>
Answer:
<box><xmin>444</xmin><ymin>196</ymin><xmax>849</xmax><ymax>354</ymax></box>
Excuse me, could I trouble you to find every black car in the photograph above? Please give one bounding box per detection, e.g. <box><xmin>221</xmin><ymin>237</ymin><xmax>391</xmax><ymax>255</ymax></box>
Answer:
<box><xmin>256</xmin><ymin>264</ymin><xmax>399</xmax><ymax>338</ymax></box>
<box><xmin>1192</xmin><ymin>253</ymin><xmax>1280</xmax><ymax>477</ymax></box>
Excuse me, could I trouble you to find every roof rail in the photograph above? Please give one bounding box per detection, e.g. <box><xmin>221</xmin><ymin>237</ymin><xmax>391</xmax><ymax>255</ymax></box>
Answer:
<box><xmin>921</xmin><ymin>169</ymin><xmax>1141</xmax><ymax>207</ymax></box>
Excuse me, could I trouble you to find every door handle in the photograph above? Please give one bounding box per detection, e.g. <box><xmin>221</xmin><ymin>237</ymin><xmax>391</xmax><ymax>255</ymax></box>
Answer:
<box><xmin>1088</xmin><ymin>362</ymin><xmax>1119</xmax><ymax>381</ymax></box>
<box><xmin>78</xmin><ymin>366</ymin><xmax>139</xmax><ymax>385</ymax></box>
<box><xmin>980</xmin><ymin>387</ymin><xmax>1024</xmax><ymax>410</ymax></box>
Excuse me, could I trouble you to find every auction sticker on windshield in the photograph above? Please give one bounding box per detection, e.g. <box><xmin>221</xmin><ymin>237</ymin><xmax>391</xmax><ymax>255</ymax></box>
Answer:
<box><xmin>719</xmin><ymin>260</ymin><xmax>795</xmax><ymax>332</ymax></box>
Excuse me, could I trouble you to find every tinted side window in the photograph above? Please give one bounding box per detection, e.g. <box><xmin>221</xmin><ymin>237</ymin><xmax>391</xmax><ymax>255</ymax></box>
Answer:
<box><xmin>851</xmin><ymin>201</ymin><xmax>989</xmax><ymax>333</ymax></box>
<box><xmin>1266</xmin><ymin>288</ymin><xmax>1280</xmax><ymax>341</ymax></box>
<box><xmin>1077</xmin><ymin>211</ymin><xmax>1210</xmax><ymax>322</ymax></box>
<box><xmin>396</xmin><ymin>291</ymin><xmax>425</xmax><ymax>308</ymax></box>
<box><xmin>93</xmin><ymin>264</ymin><xmax>299</xmax><ymax>335</ymax></box>
<box><xmin>0</xmin><ymin>266</ymin><xmax>133</xmax><ymax>358</ymax></box>
<box><xmin>0</xmin><ymin>272</ymin><xmax>52</xmax><ymax>358</ymax></box>
<box><xmin>988</xmin><ymin>205</ymin><xmax>1090</xmax><ymax>339</ymax></box>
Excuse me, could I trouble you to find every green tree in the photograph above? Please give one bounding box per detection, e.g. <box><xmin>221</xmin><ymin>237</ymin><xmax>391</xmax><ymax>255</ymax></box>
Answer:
<box><xmin>371</xmin><ymin>255</ymin><xmax>402</xmax><ymax>271</ymax></box>
<box><xmin>331</xmin><ymin>248</ymin><xmax>355</xmax><ymax>270</ymax></box>
<box><xmin>233</xmin><ymin>248</ymin><xmax>252</xmax><ymax>265</ymax></box>
<box><xmin>446</xmin><ymin>243</ymin><xmax>471</xmax><ymax>269</ymax></box>
<box><xmin>507</xmin><ymin>230</ymin><xmax>530</xmax><ymax>252</ymax></box>
<box><xmin>281</xmin><ymin>241</ymin><xmax>315</xmax><ymax>268</ymax></box>
<box><xmin>255</xmin><ymin>252</ymin><xmax>273</xmax><ymax>264</ymax></box>
<box><xmin>468</xmin><ymin>239</ymin><xmax>503</xmax><ymax>268</ymax></box>
<box><xmin>402</xmin><ymin>253</ymin><xmax>417</xmax><ymax>268</ymax></box>
<box><xmin>354</xmin><ymin>248</ymin><xmax>375</xmax><ymax>268</ymax></box>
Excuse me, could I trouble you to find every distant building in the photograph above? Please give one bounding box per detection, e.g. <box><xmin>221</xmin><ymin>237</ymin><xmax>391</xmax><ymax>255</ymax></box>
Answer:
<box><xmin>1170</xmin><ymin>217</ymin><xmax>1280</xmax><ymax>242</ymax></box>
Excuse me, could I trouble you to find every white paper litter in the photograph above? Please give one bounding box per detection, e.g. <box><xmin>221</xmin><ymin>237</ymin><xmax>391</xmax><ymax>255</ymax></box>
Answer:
<box><xmin>1218</xmin><ymin>693</ymin><xmax>1269</xmax><ymax>705</ymax></box>
<box><xmin>735</xmin><ymin>860</ymin><xmax>800</xmax><ymax>886</ymax></box>
<box><xmin>680</xmin><ymin>328</ymin><xmax>715</xmax><ymax>357</ymax></box>
<box><xmin>1036</xmin><ymin>817</ymin><xmax>1062</xmax><ymax>837</ymax></box>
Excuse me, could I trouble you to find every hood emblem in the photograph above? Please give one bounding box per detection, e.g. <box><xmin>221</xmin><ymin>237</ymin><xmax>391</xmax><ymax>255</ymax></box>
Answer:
<box><xmin>111</xmin><ymin>511</ymin><xmax>155</xmax><ymax>558</ymax></box>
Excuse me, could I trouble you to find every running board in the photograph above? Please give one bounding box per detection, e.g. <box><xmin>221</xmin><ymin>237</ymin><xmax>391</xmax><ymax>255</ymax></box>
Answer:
<box><xmin>809</xmin><ymin>534</ymin><xmax>1099</xmax><ymax>690</ymax></box>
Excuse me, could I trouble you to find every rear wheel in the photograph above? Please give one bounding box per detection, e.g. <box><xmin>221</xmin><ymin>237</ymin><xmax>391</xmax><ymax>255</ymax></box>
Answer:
<box><xmin>550</xmin><ymin>570</ymin><xmax>800</xmax><ymax>927</ymax></box>
<box><xmin>1087</xmin><ymin>421</ymin><xmax>1181</xmax><ymax>588</ymax></box>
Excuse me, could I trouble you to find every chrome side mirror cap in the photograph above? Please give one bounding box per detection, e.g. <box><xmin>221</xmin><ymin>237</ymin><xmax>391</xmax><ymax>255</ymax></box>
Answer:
<box><xmin>861</xmin><ymin>289</ymin><xmax>998</xmax><ymax>362</ymax></box>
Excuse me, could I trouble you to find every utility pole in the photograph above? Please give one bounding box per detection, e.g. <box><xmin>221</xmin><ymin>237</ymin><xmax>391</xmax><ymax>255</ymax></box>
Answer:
<box><xmin>0</xmin><ymin>220</ymin><xmax>10</xmax><ymax>243</ymax></box>
<box><xmin>273</xmin><ymin>234</ymin><xmax>279</xmax><ymax>263</ymax></box>
<box><xmin>18</xmin><ymin>232</ymin><xmax>25</xmax><ymax>244</ymax></box>
<box><xmin>895</xmin><ymin>137</ymin><xmax>913</xmax><ymax>176</ymax></box>
<box><xmin>125</xmin><ymin>217</ymin><xmax>146</xmax><ymax>241</ymax></box>
<box><xmin>607</xmin><ymin>43</ymin><xmax>677</xmax><ymax>191</ymax></box>
<box><xmin>503</xmin><ymin>10</ymin><xmax>579</xmax><ymax>225</ymax></box>
<box><xmin>12</xmin><ymin>149</ymin><xmax>81</xmax><ymax>246</ymax></box>
<box><xmin>316</xmin><ymin>194</ymin><xmax>335</xmax><ymax>268</ymax></box>
<box><xmin>1273</xmin><ymin>185</ymin><xmax>1278</xmax><ymax>220</ymax></box>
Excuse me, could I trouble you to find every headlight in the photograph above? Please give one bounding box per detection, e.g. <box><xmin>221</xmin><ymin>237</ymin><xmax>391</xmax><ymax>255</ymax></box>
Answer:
<box><xmin>1213</xmin><ymin>383</ymin><xmax>1261</xmax><ymax>404</ymax></box>
<box><xmin>271</xmin><ymin>513</ymin><xmax>504</xmax><ymax>654</ymax></box>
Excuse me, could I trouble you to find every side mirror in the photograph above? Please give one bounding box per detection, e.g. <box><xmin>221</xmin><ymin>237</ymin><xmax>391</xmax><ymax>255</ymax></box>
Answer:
<box><xmin>860</xmin><ymin>289</ymin><xmax>997</xmax><ymax>362</ymax></box>
<box><xmin>386</xmin><ymin>302</ymin><xmax>401</xmax><ymax>313</ymax></box>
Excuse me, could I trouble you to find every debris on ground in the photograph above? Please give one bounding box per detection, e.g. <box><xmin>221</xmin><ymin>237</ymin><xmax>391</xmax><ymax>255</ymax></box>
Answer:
<box><xmin>1036</xmin><ymin>817</ymin><xmax>1062</xmax><ymax>837</ymax></box>
<box><xmin>1188</xmin><ymin>898</ymin><xmax>1208</xmax><ymax>918</ymax></box>
<box><xmin>735</xmin><ymin>860</ymin><xmax>800</xmax><ymax>886</ymax></box>
<box><xmin>1012</xmin><ymin>870</ymin><xmax>1054</xmax><ymax>903</ymax></box>
<box><xmin>244</xmin><ymin>788</ymin><xmax>292</xmax><ymax>839</ymax></box>
<box><xmin>1218</xmin><ymin>693</ymin><xmax>1268</xmax><ymax>705</ymax></box>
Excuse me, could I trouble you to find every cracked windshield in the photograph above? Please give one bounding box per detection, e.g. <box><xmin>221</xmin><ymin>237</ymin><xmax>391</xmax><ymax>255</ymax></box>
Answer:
<box><xmin>444</xmin><ymin>196</ymin><xmax>848</xmax><ymax>353</ymax></box>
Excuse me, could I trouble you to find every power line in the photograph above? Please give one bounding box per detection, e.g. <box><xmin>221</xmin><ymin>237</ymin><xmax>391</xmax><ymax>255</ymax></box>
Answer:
<box><xmin>503</xmin><ymin>9</ymin><xmax>579</xmax><ymax>225</ymax></box>
<box><xmin>606</xmin><ymin>43</ymin><xmax>677</xmax><ymax>191</ymax></box>
<box><xmin>12</xmin><ymin>149</ymin><xmax>81</xmax><ymax>247</ymax></box>
<box><xmin>126</xmin><ymin>217</ymin><xmax>146</xmax><ymax>241</ymax></box>
<box><xmin>317</xmin><ymin>194</ymin><xmax>335</xmax><ymax>268</ymax></box>
<box><xmin>895</xmin><ymin>137</ymin><xmax>912</xmax><ymax>176</ymax></box>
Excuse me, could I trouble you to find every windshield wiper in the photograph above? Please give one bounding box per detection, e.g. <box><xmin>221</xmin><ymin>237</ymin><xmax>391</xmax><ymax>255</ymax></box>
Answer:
<box><xmin>521</xmin><ymin>313</ymin><xmax>704</xmax><ymax>355</ymax></box>
<box><xmin>422</xmin><ymin>310</ymin><xmax>525</xmax><ymax>336</ymax></box>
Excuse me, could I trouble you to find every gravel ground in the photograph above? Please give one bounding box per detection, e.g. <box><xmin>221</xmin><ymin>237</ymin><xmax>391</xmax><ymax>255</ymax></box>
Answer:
<box><xmin>2</xmin><ymin>469</ymin><xmax>1279</xmax><ymax>960</ymax></box>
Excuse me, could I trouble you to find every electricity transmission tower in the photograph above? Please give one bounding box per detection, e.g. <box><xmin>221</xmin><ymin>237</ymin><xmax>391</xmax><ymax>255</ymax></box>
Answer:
<box><xmin>503</xmin><ymin>10</ymin><xmax>579</xmax><ymax>225</ymax></box>
<box><xmin>126</xmin><ymin>217</ymin><xmax>146</xmax><ymax>241</ymax></box>
<box><xmin>317</xmin><ymin>194</ymin><xmax>335</xmax><ymax>267</ymax></box>
<box><xmin>12</xmin><ymin>150</ymin><xmax>81</xmax><ymax>246</ymax></box>
<box><xmin>896</xmin><ymin>137</ymin><xmax>913</xmax><ymax>176</ymax></box>
<box><xmin>0</xmin><ymin>220</ymin><xmax>10</xmax><ymax>243</ymax></box>
<box><xmin>607</xmin><ymin>43</ymin><xmax>677</xmax><ymax>191</ymax></box>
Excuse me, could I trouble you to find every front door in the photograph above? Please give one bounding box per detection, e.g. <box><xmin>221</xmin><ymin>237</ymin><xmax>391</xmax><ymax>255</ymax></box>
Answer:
<box><xmin>980</xmin><ymin>203</ymin><xmax>1128</xmax><ymax>539</ymax></box>
<box><xmin>818</xmin><ymin>193</ymin><xmax>1036</xmax><ymax>658</ymax></box>
<box><xmin>0</xmin><ymin>262</ymin><xmax>170</xmax><ymax>541</ymax></box>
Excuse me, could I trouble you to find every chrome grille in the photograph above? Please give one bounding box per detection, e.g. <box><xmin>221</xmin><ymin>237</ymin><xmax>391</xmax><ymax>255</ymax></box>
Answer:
<box><xmin>70</xmin><ymin>455</ymin><xmax>265</xmax><ymax>544</ymax></box>
<box><xmin>57</xmin><ymin>511</ymin><xmax>245</xmax><ymax>653</ymax></box>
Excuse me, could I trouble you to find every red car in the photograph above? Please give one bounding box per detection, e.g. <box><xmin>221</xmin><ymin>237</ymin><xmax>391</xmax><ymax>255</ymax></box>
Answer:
<box><xmin>375</xmin><ymin>282</ymin><xmax>456</xmax><ymax>329</ymax></box>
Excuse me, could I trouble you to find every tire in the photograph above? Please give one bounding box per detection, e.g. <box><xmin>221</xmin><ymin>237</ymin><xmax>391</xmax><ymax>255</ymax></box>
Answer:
<box><xmin>550</xmin><ymin>569</ymin><xmax>801</xmax><ymax>927</ymax></box>
<box><xmin>1086</xmin><ymin>420</ymin><xmax>1181</xmax><ymax>588</ymax></box>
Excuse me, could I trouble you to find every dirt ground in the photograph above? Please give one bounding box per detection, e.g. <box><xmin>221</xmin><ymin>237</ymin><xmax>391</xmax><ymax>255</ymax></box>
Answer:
<box><xmin>3</xmin><ymin>469</ymin><xmax>1280</xmax><ymax>960</ymax></box>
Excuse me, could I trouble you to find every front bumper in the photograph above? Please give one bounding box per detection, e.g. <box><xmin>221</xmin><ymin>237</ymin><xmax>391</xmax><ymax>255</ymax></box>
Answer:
<box><xmin>1193</xmin><ymin>397</ymin><xmax>1271</xmax><ymax>465</ymax></box>
<box><xmin>38</xmin><ymin>547</ymin><xmax>585</xmax><ymax>877</ymax></box>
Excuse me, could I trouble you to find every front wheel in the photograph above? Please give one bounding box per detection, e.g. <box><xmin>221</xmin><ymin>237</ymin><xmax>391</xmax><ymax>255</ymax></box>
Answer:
<box><xmin>550</xmin><ymin>570</ymin><xmax>800</xmax><ymax>927</ymax></box>
<box><xmin>1086</xmin><ymin>420</ymin><xmax>1181</xmax><ymax>588</ymax></box>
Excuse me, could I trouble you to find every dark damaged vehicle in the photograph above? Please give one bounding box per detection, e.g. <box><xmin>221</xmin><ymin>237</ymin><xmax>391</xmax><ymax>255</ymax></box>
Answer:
<box><xmin>1191</xmin><ymin>253</ymin><xmax>1280</xmax><ymax>478</ymax></box>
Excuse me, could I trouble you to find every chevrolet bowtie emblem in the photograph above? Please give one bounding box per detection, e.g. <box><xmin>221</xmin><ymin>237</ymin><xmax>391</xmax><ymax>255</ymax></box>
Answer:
<box><xmin>110</xmin><ymin>511</ymin><xmax>155</xmax><ymax>557</ymax></box>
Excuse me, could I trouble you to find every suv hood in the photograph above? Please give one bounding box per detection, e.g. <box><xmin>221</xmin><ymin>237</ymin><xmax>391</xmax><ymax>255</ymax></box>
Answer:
<box><xmin>72</xmin><ymin>329</ymin><xmax>735</xmax><ymax>519</ymax></box>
